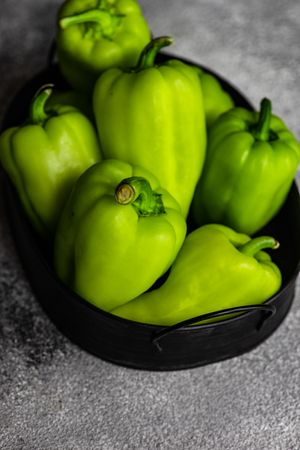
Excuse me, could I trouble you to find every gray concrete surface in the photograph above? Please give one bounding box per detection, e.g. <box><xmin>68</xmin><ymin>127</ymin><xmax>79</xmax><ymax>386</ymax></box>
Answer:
<box><xmin>0</xmin><ymin>1</ymin><xmax>300</xmax><ymax>449</ymax></box>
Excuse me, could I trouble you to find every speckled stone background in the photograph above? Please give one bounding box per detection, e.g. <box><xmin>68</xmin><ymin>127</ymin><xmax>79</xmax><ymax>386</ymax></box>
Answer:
<box><xmin>0</xmin><ymin>1</ymin><xmax>300</xmax><ymax>449</ymax></box>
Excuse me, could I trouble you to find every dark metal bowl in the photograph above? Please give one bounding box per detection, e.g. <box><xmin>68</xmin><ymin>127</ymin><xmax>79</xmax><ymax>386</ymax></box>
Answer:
<box><xmin>2</xmin><ymin>57</ymin><xmax>300</xmax><ymax>370</ymax></box>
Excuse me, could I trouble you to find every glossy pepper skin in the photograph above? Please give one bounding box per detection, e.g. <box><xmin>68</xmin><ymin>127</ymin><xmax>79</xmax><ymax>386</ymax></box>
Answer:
<box><xmin>0</xmin><ymin>85</ymin><xmax>101</xmax><ymax>237</ymax></box>
<box><xmin>93</xmin><ymin>36</ymin><xmax>207</xmax><ymax>218</ymax></box>
<box><xmin>54</xmin><ymin>159</ymin><xmax>187</xmax><ymax>311</ymax></box>
<box><xmin>112</xmin><ymin>224</ymin><xmax>281</xmax><ymax>326</ymax></box>
<box><xmin>194</xmin><ymin>67</ymin><xmax>234</xmax><ymax>127</ymax></box>
<box><xmin>192</xmin><ymin>98</ymin><xmax>300</xmax><ymax>235</ymax></box>
<box><xmin>56</xmin><ymin>0</ymin><xmax>151</xmax><ymax>93</ymax></box>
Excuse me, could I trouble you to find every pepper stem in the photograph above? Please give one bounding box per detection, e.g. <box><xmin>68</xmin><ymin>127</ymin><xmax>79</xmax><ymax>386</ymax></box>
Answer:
<box><xmin>59</xmin><ymin>9</ymin><xmax>120</xmax><ymax>31</ymax></box>
<box><xmin>29</xmin><ymin>84</ymin><xmax>54</xmax><ymax>125</ymax></box>
<box><xmin>252</xmin><ymin>98</ymin><xmax>275</xmax><ymax>141</ymax></box>
<box><xmin>115</xmin><ymin>177</ymin><xmax>166</xmax><ymax>217</ymax></box>
<box><xmin>239</xmin><ymin>236</ymin><xmax>279</xmax><ymax>257</ymax></box>
<box><xmin>136</xmin><ymin>36</ymin><xmax>173</xmax><ymax>71</ymax></box>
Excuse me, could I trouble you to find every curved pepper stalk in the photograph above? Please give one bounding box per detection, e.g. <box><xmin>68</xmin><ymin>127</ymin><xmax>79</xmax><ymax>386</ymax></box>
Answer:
<box><xmin>115</xmin><ymin>177</ymin><xmax>165</xmax><ymax>216</ymax></box>
<box><xmin>29</xmin><ymin>84</ymin><xmax>56</xmax><ymax>125</ymax></box>
<box><xmin>251</xmin><ymin>98</ymin><xmax>278</xmax><ymax>142</ymax></box>
<box><xmin>239</xmin><ymin>236</ymin><xmax>280</xmax><ymax>256</ymax></box>
<box><xmin>59</xmin><ymin>8</ymin><xmax>123</xmax><ymax>40</ymax></box>
<box><xmin>135</xmin><ymin>36</ymin><xmax>173</xmax><ymax>71</ymax></box>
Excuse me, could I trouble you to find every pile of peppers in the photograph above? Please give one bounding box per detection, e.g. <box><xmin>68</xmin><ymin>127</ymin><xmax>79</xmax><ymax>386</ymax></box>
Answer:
<box><xmin>1</xmin><ymin>0</ymin><xmax>300</xmax><ymax>327</ymax></box>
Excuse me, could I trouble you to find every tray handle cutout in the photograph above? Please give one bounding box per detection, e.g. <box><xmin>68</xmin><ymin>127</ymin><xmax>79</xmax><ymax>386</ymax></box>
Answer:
<box><xmin>151</xmin><ymin>304</ymin><xmax>276</xmax><ymax>352</ymax></box>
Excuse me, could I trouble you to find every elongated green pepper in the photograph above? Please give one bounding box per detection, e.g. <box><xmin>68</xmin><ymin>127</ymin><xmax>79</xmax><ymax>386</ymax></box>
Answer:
<box><xmin>93</xmin><ymin>36</ymin><xmax>207</xmax><ymax>217</ymax></box>
<box><xmin>56</xmin><ymin>0</ymin><xmax>151</xmax><ymax>92</ymax></box>
<box><xmin>192</xmin><ymin>98</ymin><xmax>300</xmax><ymax>235</ymax></box>
<box><xmin>0</xmin><ymin>85</ymin><xmax>101</xmax><ymax>237</ymax></box>
<box><xmin>112</xmin><ymin>224</ymin><xmax>281</xmax><ymax>326</ymax></box>
<box><xmin>54</xmin><ymin>159</ymin><xmax>187</xmax><ymax>311</ymax></box>
<box><xmin>194</xmin><ymin>67</ymin><xmax>234</xmax><ymax>127</ymax></box>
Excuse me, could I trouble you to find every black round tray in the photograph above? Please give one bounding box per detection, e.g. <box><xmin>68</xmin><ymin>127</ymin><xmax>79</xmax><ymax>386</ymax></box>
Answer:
<box><xmin>2</xmin><ymin>57</ymin><xmax>300</xmax><ymax>370</ymax></box>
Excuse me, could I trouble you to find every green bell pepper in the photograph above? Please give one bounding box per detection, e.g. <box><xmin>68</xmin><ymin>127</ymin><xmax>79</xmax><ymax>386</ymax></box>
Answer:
<box><xmin>93</xmin><ymin>36</ymin><xmax>207</xmax><ymax>217</ymax></box>
<box><xmin>192</xmin><ymin>98</ymin><xmax>300</xmax><ymax>235</ymax></box>
<box><xmin>112</xmin><ymin>224</ymin><xmax>281</xmax><ymax>326</ymax></box>
<box><xmin>54</xmin><ymin>159</ymin><xmax>187</xmax><ymax>311</ymax></box>
<box><xmin>0</xmin><ymin>85</ymin><xmax>101</xmax><ymax>237</ymax></box>
<box><xmin>194</xmin><ymin>67</ymin><xmax>234</xmax><ymax>127</ymax></box>
<box><xmin>56</xmin><ymin>0</ymin><xmax>151</xmax><ymax>93</ymax></box>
